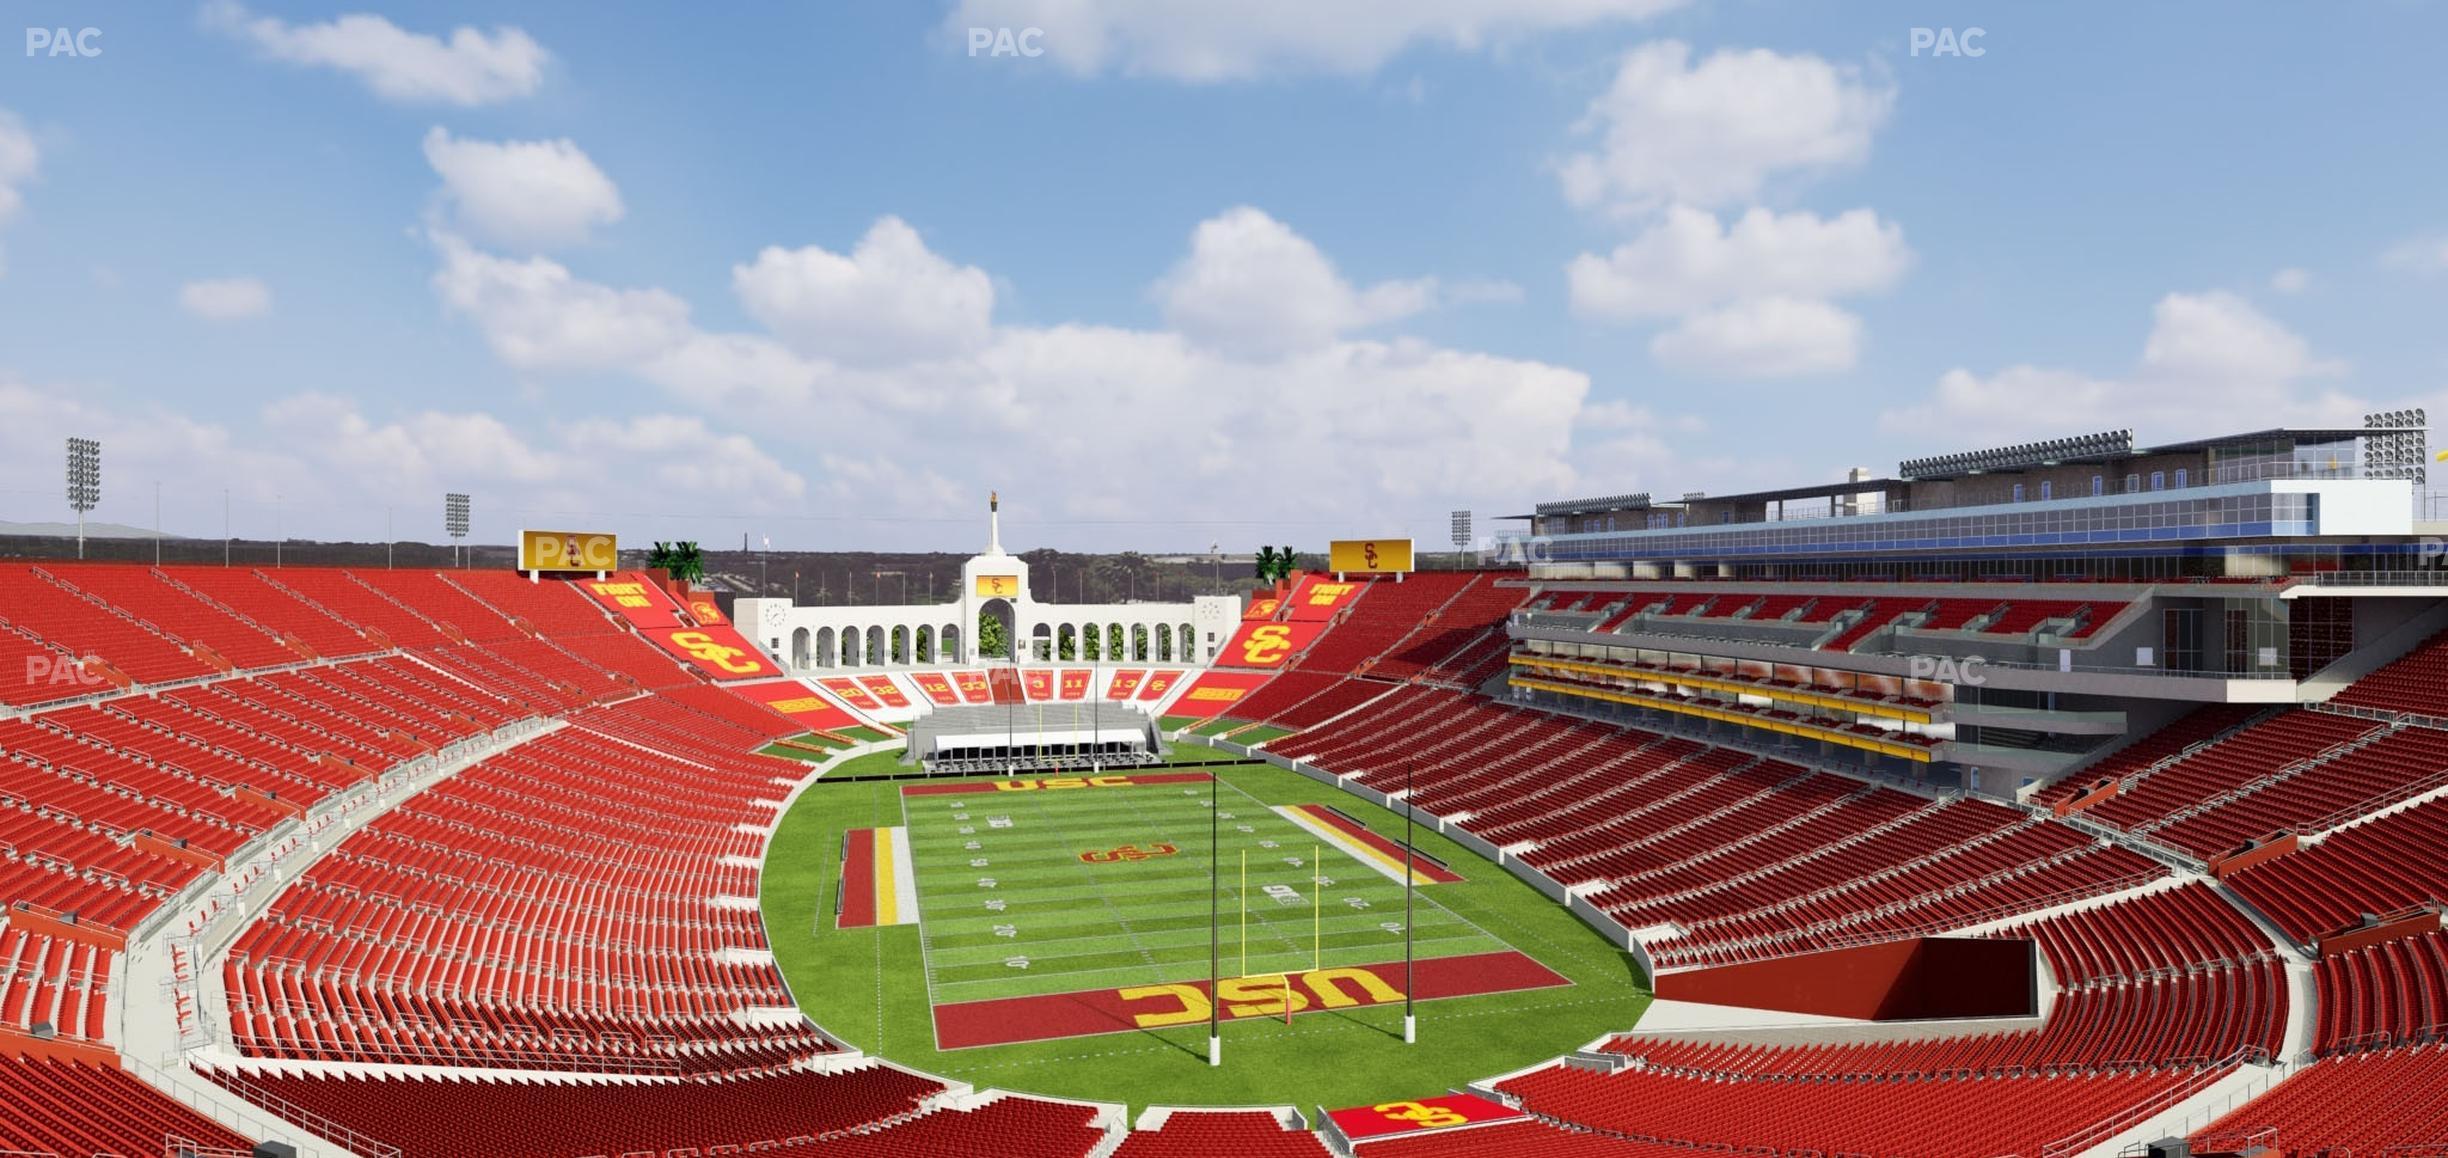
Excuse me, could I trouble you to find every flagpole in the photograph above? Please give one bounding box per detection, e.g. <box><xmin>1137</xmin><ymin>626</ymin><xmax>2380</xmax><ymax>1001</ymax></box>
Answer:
<box><xmin>1210</xmin><ymin>771</ymin><xmax>1222</xmax><ymax>1066</ymax></box>
<box><xmin>1404</xmin><ymin>760</ymin><xmax>1416</xmax><ymax>1045</ymax></box>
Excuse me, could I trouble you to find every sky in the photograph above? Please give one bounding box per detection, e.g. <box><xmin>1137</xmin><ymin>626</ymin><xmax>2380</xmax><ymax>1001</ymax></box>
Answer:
<box><xmin>2</xmin><ymin>2</ymin><xmax>2446</xmax><ymax>553</ymax></box>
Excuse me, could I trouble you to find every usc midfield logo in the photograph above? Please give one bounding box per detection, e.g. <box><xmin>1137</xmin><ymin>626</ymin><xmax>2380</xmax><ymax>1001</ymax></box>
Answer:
<box><xmin>1078</xmin><ymin>843</ymin><xmax>1177</xmax><ymax>864</ymax></box>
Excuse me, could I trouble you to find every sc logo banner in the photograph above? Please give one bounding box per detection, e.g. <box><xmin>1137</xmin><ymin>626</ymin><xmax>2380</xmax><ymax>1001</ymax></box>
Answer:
<box><xmin>26</xmin><ymin>27</ymin><xmax>102</xmax><ymax>57</ymax></box>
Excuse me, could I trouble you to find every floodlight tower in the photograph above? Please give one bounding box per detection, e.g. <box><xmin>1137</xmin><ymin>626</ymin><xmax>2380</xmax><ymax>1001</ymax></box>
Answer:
<box><xmin>445</xmin><ymin>493</ymin><xmax>471</xmax><ymax>568</ymax></box>
<box><xmin>66</xmin><ymin>437</ymin><xmax>100</xmax><ymax>560</ymax></box>
<box><xmin>1450</xmin><ymin>509</ymin><xmax>1473</xmax><ymax>569</ymax></box>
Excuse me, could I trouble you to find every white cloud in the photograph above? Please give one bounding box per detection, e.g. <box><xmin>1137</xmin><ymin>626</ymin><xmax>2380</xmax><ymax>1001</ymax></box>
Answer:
<box><xmin>1568</xmin><ymin>205</ymin><xmax>1909</xmax><ymax>319</ymax></box>
<box><xmin>422</xmin><ymin>128</ymin><xmax>624</xmax><ymax>249</ymax></box>
<box><xmin>1559</xmin><ymin>41</ymin><xmax>1894</xmax><ymax>215</ymax></box>
<box><xmin>2138</xmin><ymin>290</ymin><xmax>2343</xmax><ymax>386</ymax></box>
<box><xmin>2382</xmin><ymin>233</ymin><xmax>2448</xmax><ymax>275</ymax></box>
<box><xmin>422</xmin><ymin>211</ymin><xmax>1643</xmax><ymax>540</ymax></box>
<box><xmin>2269</xmin><ymin>267</ymin><xmax>2311</xmax><ymax>294</ymax></box>
<box><xmin>1154</xmin><ymin>206</ymin><xmax>1445</xmax><ymax>358</ymax></box>
<box><xmin>943</xmin><ymin>0</ymin><xmax>1687</xmax><ymax>82</ymax></box>
<box><xmin>204</xmin><ymin>2</ymin><xmax>548</xmax><ymax>106</ymax></box>
<box><xmin>1880</xmin><ymin>291</ymin><xmax>2359</xmax><ymax>442</ymax></box>
<box><xmin>430</xmin><ymin>235</ymin><xmax>699</xmax><ymax>372</ymax></box>
<box><xmin>178</xmin><ymin>277</ymin><xmax>274</xmax><ymax>321</ymax></box>
<box><xmin>1649</xmin><ymin>296</ymin><xmax>1862</xmax><ymax>378</ymax></box>
<box><xmin>0</xmin><ymin>109</ymin><xmax>38</xmax><ymax>277</ymax></box>
<box><xmin>0</xmin><ymin>377</ymin><xmax>807</xmax><ymax>544</ymax></box>
<box><xmin>734</xmin><ymin>217</ymin><xmax>997</xmax><ymax>366</ymax></box>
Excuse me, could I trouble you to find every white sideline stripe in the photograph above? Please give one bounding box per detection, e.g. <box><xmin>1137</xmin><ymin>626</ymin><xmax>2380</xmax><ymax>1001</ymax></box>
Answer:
<box><xmin>1271</xmin><ymin>805</ymin><xmax>1426</xmax><ymax>886</ymax></box>
<box><xmin>877</xmin><ymin>825</ymin><xmax>921</xmax><ymax>926</ymax></box>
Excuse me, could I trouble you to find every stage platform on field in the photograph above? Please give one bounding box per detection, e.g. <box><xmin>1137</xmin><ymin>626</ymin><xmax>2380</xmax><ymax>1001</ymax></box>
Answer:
<box><xmin>906</xmin><ymin>702</ymin><xmax>1162</xmax><ymax>772</ymax></box>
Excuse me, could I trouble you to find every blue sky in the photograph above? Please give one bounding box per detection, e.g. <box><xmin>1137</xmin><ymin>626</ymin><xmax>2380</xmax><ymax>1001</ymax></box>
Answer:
<box><xmin>2</xmin><ymin>1</ymin><xmax>2444</xmax><ymax>551</ymax></box>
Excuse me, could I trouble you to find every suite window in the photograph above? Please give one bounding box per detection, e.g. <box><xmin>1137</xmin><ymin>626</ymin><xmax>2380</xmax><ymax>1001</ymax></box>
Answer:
<box><xmin>2150</xmin><ymin>471</ymin><xmax>2166</xmax><ymax>491</ymax></box>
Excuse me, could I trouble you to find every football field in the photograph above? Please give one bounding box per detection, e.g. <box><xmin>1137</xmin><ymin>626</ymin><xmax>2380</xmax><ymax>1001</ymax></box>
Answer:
<box><xmin>764</xmin><ymin>752</ymin><xmax>1650</xmax><ymax>1110</ymax></box>
<box><xmin>899</xmin><ymin>771</ymin><xmax>1549</xmax><ymax>1046</ymax></box>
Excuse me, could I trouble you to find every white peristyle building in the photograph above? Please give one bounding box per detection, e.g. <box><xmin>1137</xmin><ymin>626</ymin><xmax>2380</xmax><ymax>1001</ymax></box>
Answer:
<box><xmin>733</xmin><ymin>495</ymin><xmax>1240</xmax><ymax>670</ymax></box>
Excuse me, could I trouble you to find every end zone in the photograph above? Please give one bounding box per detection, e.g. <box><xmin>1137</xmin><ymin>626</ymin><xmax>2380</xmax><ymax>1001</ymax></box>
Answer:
<box><xmin>930</xmin><ymin>950</ymin><xmax>1568</xmax><ymax>1049</ymax></box>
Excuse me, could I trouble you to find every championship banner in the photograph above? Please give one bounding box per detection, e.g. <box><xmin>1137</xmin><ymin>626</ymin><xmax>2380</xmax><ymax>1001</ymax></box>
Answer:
<box><xmin>1138</xmin><ymin>670</ymin><xmax>1181</xmax><ymax>701</ymax></box>
<box><xmin>1243</xmin><ymin>594</ymin><xmax>1284</xmax><ymax>621</ymax></box>
<box><xmin>1058</xmin><ymin>669</ymin><xmax>1090</xmax><ymax>700</ymax></box>
<box><xmin>1326</xmin><ymin>1093</ymin><xmax>1524</xmax><ymax>1143</ymax></box>
<box><xmin>859</xmin><ymin>674</ymin><xmax>911</xmax><ymax>709</ymax></box>
<box><xmin>819</xmin><ymin>677</ymin><xmax>882</xmax><ymax>712</ymax></box>
<box><xmin>1106</xmin><ymin>669</ymin><xmax>1145</xmax><ymax>700</ymax></box>
<box><xmin>974</xmin><ymin>574</ymin><xmax>1021</xmax><ymax>598</ymax></box>
<box><xmin>1287</xmin><ymin>577</ymin><xmax>1365</xmax><ymax>622</ymax></box>
<box><xmin>910</xmin><ymin>671</ymin><xmax>961</xmax><ymax>706</ymax></box>
<box><xmin>519</xmin><ymin>529</ymin><xmax>619</xmax><ymax>573</ymax></box>
<box><xmin>1327</xmin><ymin>538</ymin><xmax>1412</xmax><ymax>575</ymax></box>
<box><xmin>1023</xmin><ymin>669</ymin><xmax>1054</xmax><ymax>701</ymax></box>
<box><xmin>1169</xmin><ymin>671</ymin><xmax>1271</xmax><ymax>719</ymax></box>
<box><xmin>644</xmin><ymin>626</ymin><xmax>781</xmax><ymax>679</ymax></box>
<box><xmin>954</xmin><ymin>669</ymin><xmax>992</xmax><ymax>703</ymax></box>
<box><xmin>732</xmin><ymin>680</ymin><xmax>859</xmax><ymax>732</ymax></box>
<box><xmin>1217</xmin><ymin>622</ymin><xmax>1325</xmax><ymax>669</ymax></box>
<box><xmin>578</xmin><ymin>574</ymin><xmax>683</xmax><ymax>628</ymax></box>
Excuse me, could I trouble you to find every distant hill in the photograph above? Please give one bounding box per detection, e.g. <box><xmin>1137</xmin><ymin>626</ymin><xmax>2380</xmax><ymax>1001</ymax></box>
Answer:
<box><xmin>0</xmin><ymin>520</ymin><xmax>179</xmax><ymax>540</ymax></box>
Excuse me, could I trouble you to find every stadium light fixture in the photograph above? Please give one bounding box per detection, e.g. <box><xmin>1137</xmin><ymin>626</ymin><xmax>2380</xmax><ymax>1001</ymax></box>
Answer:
<box><xmin>65</xmin><ymin>436</ymin><xmax>100</xmax><ymax>560</ymax></box>
<box><xmin>445</xmin><ymin>493</ymin><xmax>470</xmax><ymax>567</ymax></box>
<box><xmin>1451</xmin><ymin>510</ymin><xmax>1473</xmax><ymax>566</ymax></box>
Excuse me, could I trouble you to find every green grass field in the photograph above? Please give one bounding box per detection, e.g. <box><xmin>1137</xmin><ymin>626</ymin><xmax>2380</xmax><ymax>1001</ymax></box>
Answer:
<box><xmin>763</xmin><ymin>751</ymin><xmax>1652</xmax><ymax>1112</ymax></box>
<box><xmin>905</xmin><ymin>772</ymin><xmax>1509</xmax><ymax>1007</ymax></box>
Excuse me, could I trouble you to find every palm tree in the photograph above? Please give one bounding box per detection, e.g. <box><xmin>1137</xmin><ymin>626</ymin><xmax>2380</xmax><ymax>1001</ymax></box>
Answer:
<box><xmin>1253</xmin><ymin>545</ymin><xmax>1298</xmax><ymax>586</ymax></box>
<box><xmin>647</xmin><ymin>541</ymin><xmax>706</xmax><ymax>584</ymax></box>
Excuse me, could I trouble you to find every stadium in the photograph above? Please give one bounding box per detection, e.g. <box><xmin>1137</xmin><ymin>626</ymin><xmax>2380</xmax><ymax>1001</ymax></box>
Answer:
<box><xmin>13</xmin><ymin>5</ymin><xmax>2448</xmax><ymax>1157</ymax></box>
<box><xmin>0</xmin><ymin>416</ymin><xmax>2443</xmax><ymax>1157</ymax></box>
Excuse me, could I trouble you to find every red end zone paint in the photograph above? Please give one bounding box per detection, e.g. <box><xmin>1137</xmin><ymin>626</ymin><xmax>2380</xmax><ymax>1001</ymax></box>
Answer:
<box><xmin>901</xmin><ymin>772</ymin><xmax>1214</xmax><ymax>796</ymax></box>
<box><xmin>932</xmin><ymin>950</ymin><xmax>1568</xmax><ymax>1049</ymax></box>
<box><xmin>836</xmin><ymin>829</ymin><xmax>878</xmax><ymax>929</ymax></box>
<box><xmin>1289</xmin><ymin>803</ymin><xmax>1464</xmax><ymax>884</ymax></box>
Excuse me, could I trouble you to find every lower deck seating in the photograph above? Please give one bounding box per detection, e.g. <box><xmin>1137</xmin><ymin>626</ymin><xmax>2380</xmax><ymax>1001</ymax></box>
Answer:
<box><xmin>1352</xmin><ymin>1119</ymin><xmax>1692</xmax><ymax>1156</ymax></box>
<box><xmin>2313</xmin><ymin>928</ymin><xmax>2448</xmax><ymax>1053</ymax></box>
<box><xmin>1501</xmin><ymin>1062</ymin><xmax>2208</xmax><ymax>1158</ymax></box>
<box><xmin>204</xmin><ymin>1063</ymin><xmax>947</xmax><ymax>1158</ymax></box>
<box><xmin>1113</xmin><ymin>1111</ymin><xmax>1329</xmax><ymax>1158</ymax></box>
<box><xmin>2</xmin><ymin>1052</ymin><xmax>253</xmax><ymax>1156</ymax></box>
<box><xmin>2226</xmin><ymin>791</ymin><xmax>2448</xmax><ymax>944</ymax></box>
<box><xmin>2193</xmin><ymin>1044</ymin><xmax>2448</xmax><ymax>1157</ymax></box>
<box><xmin>0</xmin><ymin>925</ymin><xmax>115</xmax><ymax>1043</ymax></box>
